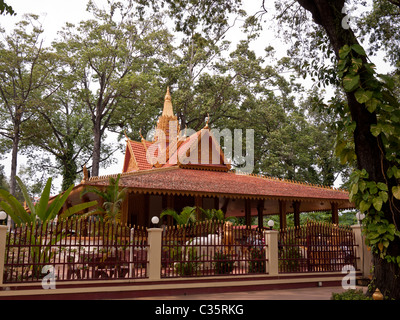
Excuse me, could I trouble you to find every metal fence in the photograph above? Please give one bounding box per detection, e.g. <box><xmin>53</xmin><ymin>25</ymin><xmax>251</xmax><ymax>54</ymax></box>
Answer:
<box><xmin>278</xmin><ymin>222</ymin><xmax>357</xmax><ymax>273</ymax></box>
<box><xmin>3</xmin><ymin>217</ymin><xmax>359</xmax><ymax>284</ymax></box>
<box><xmin>3</xmin><ymin>218</ymin><xmax>148</xmax><ymax>283</ymax></box>
<box><xmin>161</xmin><ymin>221</ymin><xmax>267</xmax><ymax>278</ymax></box>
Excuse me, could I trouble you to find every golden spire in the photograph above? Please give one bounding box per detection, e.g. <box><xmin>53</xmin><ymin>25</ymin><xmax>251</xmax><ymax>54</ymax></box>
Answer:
<box><xmin>154</xmin><ymin>87</ymin><xmax>180</xmax><ymax>145</ymax></box>
<box><xmin>162</xmin><ymin>87</ymin><xmax>174</xmax><ymax>117</ymax></box>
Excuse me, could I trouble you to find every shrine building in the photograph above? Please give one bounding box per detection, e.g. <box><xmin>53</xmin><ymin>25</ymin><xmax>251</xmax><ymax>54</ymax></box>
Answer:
<box><xmin>66</xmin><ymin>88</ymin><xmax>355</xmax><ymax>228</ymax></box>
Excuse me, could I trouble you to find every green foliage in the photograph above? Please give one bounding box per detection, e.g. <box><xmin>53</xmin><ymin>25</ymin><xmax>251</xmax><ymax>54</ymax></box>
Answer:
<box><xmin>161</xmin><ymin>206</ymin><xmax>238</xmax><ymax>225</ymax></box>
<box><xmin>174</xmin><ymin>247</ymin><xmax>202</xmax><ymax>276</ymax></box>
<box><xmin>199</xmin><ymin>208</ymin><xmax>225</xmax><ymax>221</ymax></box>
<box><xmin>331</xmin><ymin>289</ymin><xmax>372</xmax><ymax>300</ymax></box>
<box><xmin>248</xmin><ymin>248</ymin><xmax>266</xmax><ymax>273</ymax></box>
<box><xmin>54</xmin><ymin>1</ymin><xmax>173</xmax><ymax>177</ymax></box>
<box><xmin>80</xmin><ymin>174</ymin><xmax>127</xmax><ymax>223</ymax></box>
<box><xmin>0</xmin><ymin>14</ymin><xmax>59</xmax><ymax>195</ymax></box>
<box><xmin>279</xmin><ymin>239</ymin><xmax>302</xmax><ymax>272</ymax></box>
<box><xmin>0</xmin><ymin>1</ymin><xmax>349</xmax><ymax>195</ymax></box>
<box><xmin>161</xmin><ymin>206</ymin><xmax>197</xmax><ymax>225</ymax></box>
<box><xmin>358</xmin><ymin>0</ymin><xmax>400</xmax><ymax>67</ymax></box>
<box><xmin>336</xmin><ymin>42</ymin><xmax>400</xmax><ymax>267</ymax></box>
<box><xmin>213</xmin><ymin>252</ymin><xmax>235</xmax><ymax>275</ymax></box>
<box><xmin>266</xmin><ymin>210</ymin><xmax>357</xmax><ymax>230</ymax></box>
<box><xmin>0</xmin><ymin>176</ymin><xmax>97</xmax><ymax>225</ymax></box>
<box><xmin>0</xmin><ymin>0</ymin><xmax>15</xmax><ymax>15</ymax></box>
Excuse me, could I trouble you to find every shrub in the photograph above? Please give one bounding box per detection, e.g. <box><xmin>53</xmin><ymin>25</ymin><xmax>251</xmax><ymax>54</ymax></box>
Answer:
<box><xmin>331</xmin><ymin>289</ymin><xmax>372</xmax><ymax>300</ymax></box>
<box><xmin>214</xmin><ymin>252</ymin><xmax>234</xmax><ymax>274</ymax></box>
<box><xmin>174</xmin><ymin>247</ymin><xmax>202</xmax><ymax>276</ymax></box>
<box><xmin>248</xmin><ymin>248</ymin><xmax>266</xmax><ymax>273</ymax></box>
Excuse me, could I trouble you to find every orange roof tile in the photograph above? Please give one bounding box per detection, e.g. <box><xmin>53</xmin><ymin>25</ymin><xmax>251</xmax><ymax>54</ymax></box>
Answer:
<box><xmin>88</xmin><ymin>167</ymin><xmax>354</xmax><ymax>210</ymax></box>
<box><xmin>123</xmin><ymin>140</ymin><xmax>153</xmax><ymax>171</ymax></box>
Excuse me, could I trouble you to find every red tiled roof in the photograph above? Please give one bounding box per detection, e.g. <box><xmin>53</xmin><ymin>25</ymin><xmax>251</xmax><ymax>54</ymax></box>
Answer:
<box><xmin>126</xmin><ymin>140</ymin><xmax>153</xmax><ymax>171</ymax></box>
<box><xmin>88</xmin><ymin>167</ymin><xmax>352</xmax><ymax>204</ymax></box>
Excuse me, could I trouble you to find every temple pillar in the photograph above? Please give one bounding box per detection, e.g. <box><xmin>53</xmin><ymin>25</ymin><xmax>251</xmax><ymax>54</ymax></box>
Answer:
<box><xmin>331</xmin><ymin>202</ymin><xmax>339</xmax><ymax>225</ymax></box>
<box><xmin>121</xmin><ymin>192</ymin><xmax>129</xmax><ymax>225</ymax></box>
<box><xmin>195</xmin><ymin>195</ymin><xmax>203</xmax><ymax>220</ymax></box>
<box><xmin>279</xmin><ymin>200</ymin><xmax>287</xmax><ymax>230</ymax></box>
<box><xmin>162</xmin><ymin>194</ymin><xmax>174</xmax><ymax>226</ymax></box>
<box><xmin>245</xmin><ymin>198</ymin><xmax>251</xmax><ymax>227</ymax></box>
<box><xmin>214</xmin><ymin>197</ymin><xmax>219</xmax><ymax>211</ymax></box>
<box><xmin>257</xmin><ymin>199</ymin><xmax>265</xmax><ymax>229</ymax></box>
<box><xmin>221</xmin><ymin>198</ymin><xmax>229</xmax><ymax>215</ymax></box>
<box><xmin>140</xmin><ymin>194</ymin><xmax>149</xmax><ymax>227</ymax></box>
<box><xmin>293</xmin><ymin>200</ymin><xmax>301</xmax><ymax>228</ymax></box>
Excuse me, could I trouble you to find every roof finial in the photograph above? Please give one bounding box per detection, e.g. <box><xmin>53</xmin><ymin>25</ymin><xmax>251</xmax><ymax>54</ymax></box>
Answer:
<box><xmin>124</xmin><ymin>129</ymin><xmax>130</xmax><ymax>141</ymax></box>
<box><xmin>162</xmin><ymin>86</ymin><xmax>174</xmax><ymax>117</ymax></box>
<box><xmin>139</xmin><ymin>128</ymin><xmax>145</xmax><ymax>141</ymax></box>
<box><xmin>204</xmin><ymin>113</ymin><xmax>210</xmax><ymax>129</ymax></box>
<box><xmin>165</xmin><ymin>86</ymin><xmax>171</xmax><ymax>100</ymax></box>
<box><xmin>82</xmin><ymin>165</ymin><xmax>89</xmax><ymax>182</ymax></box>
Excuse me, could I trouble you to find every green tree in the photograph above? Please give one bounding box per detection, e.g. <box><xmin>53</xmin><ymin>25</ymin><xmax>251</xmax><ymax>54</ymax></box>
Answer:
<box><xmin>0</xmin><ymin>0</ymin><xmax>15</xmax><ymax>16</ymax></box>
<box><xmin>358</xmin><ymin>0</ymin><xmax>400</xmax><ymax>68</ymax></box>
<box><xmin>0</xmin><ymin>164</ymin><xmax>9</xmax><ymax>191</ymax></box>
<box><xmin>160</xmin><ymin>21</ymin><xmax>243</xmax><ymax>131</ymax></box>
<box><xmin>301</xmin><ymin>88</ymin><xmax>352</xmax><ymax>186</ymax></box>
<box><xmin>54</xmin><ymin>1</ymin><xmax>172</xmax><ymax>177</ymax></box>
<box><xmin>284</xmin><ymin>0</ymin><xmax>400</xmax><ymax>299</ymax></box>
<box><xmin>0</xmin><ymin>14</ymin><xmax>58</xmax><ymax>195</ymax></box>
<box><xmin>23</xmin><ymin>65</ymin><xmax>95</xmax><ymax>191</ymax></box>
<box><xmin>263</xmin><ymin>0</ymin><xmax>400</xmax><ymax>299</ymax></box>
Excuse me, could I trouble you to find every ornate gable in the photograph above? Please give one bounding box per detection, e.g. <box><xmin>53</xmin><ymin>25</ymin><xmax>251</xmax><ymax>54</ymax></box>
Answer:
<box><xmin>122</xmin><ymin>139</ymin><xmax>154</xmax><ymax>172</ymax></box>
<box><xmin>122</xmin><ymin>88</ymin><xmax>230</xmax><ymax>173</ymax></box>
<box><xmin>174</xmin><ymin>127</ymin><xmax>231</xmax><ymax>171</ymax></box>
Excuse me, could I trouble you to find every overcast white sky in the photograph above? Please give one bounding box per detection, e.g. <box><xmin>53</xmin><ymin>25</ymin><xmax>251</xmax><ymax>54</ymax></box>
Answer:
<box><xmin>0</xmin><ymin>0</ymin><xmax>392</xmax><ymax>192</ymax></box>
<box><xmin>0</xmin><ymin>1</ymin><xmax>281</xmax><ymax>53</ymax></box>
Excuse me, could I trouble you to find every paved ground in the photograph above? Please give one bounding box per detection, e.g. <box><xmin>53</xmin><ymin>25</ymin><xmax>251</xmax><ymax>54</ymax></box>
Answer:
<box><xmin>132</xmin><ymin>286</ymin><xmax>368</xmax><ymax>300</ymax></box>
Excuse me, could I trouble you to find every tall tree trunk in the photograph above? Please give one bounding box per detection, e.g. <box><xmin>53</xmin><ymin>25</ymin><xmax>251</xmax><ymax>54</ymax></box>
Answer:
<box><xmin>296</xmin><ymin>0</ymin><xmax>400</xmax><ymax>299</ymax></box>
<box><xmin>91</xmin><ymin>116</ymin><xmax>101</xmax><ymax>177</ymax></box>
<box><xmin>9</xmin><ymin>118</ymin><xmax>21</xmax><ymax>196</ymax></box>
<box><xmin>61</xmin><ymin>138</ymin><xmax>78</xmax><ymax>191</ymax></box>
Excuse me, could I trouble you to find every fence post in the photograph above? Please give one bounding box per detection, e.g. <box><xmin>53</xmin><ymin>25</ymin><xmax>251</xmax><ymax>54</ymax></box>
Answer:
<box><xmin>0</xmin><ymin>225</ymin><xmax>7</xmax><ymax>285</ymax></box>
<box><xmin>264</xmin><ymin>229</ymin><xmax>279</xmax><ymax>276</ymax></box>
<box><xmin>147</xmin><ymin>228</ymin><xmax>163</xmax><ymax>281</ymax></box>
<box><xmin>351</xmin><ymin>224</ymin><xmax>372</xmax><ymax>279</ymax></box>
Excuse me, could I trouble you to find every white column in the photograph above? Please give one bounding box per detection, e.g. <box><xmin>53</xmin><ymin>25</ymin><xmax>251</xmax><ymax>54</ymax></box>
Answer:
<box><xmin>147</xmin><ymin>228</ymin><xmax>163</xmax><ymax>280</ymax></box>
<box><xmin>264</xmin><ymin>229</ymin><xmax>279</xmax><ymax>276</ymax></box>
<box><xmin>0</xmin><ymin>225</ymin><xmax>8</xmax><ymax>285</ymax></box>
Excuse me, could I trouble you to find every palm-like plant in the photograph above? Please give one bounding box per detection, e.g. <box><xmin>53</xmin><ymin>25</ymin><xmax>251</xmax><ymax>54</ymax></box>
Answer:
<box><xmin>160</xmin><ymin>206</ymin><xmax>238</xmax><ymax>225</ymax></box>
<box><xmin>80</xmin><ymin>174</ymin><xmax>127</xmax><ymax>223</ymax></box>
<box><xmin>0</xmin><ymin>176</ymin><xmax>97</xmax><ymax>225</ymax></box>
<box><xmin>0</xmin><ymin>176</ymin><xmax>98</xmax><ymax>279</ymax></box>
<box><xmin>160</xmin><ymin>206</ymin><xmax>197</xmax><ymax>225</ymax></box>
<box><xmin>199</xmin><ymin>207</ymin><xmax>238</xmax><ymax>224</ymax></box>
<box><xmin>199</xmin><ymin>208</ymin><xmax>225</xmax><ymax>221</ymax></box>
